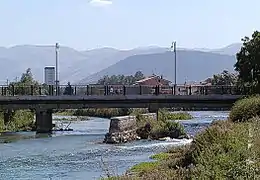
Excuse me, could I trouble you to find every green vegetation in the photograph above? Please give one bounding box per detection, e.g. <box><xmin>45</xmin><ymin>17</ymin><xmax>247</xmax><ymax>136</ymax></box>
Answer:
<box><xmin>0</xmin><ymin>69</ymin><xmax>37</xmax><ymax>134</ymax></box>
<box><xmin>104</xmin><ymin>95</ymin><xmax>260</xmax><ymax>179</ymax></box>
<box><xmin>56</xmin><ymin>108</ymin><xmax>192</xmax><ymax>121</ymax></box>
<box><xmin>235</xmin><ymin>31</ymin><xmax>260</xmax><ymax>94</ymax></box>
<box><xmin>229</xmin><ymin>95</ymin><xmax>260</xmax><ymax>122</ymax></box>
<box><xmin>107</xmin><ymin>119</ymin><xmax>260</xmax><ymax>179</ymax></box>
<box><xmin>130</xmin><ymin>161</ymin><xmax>160</xmax><ymax>174</ymax></box>
<box><xmin>97</xmin><ymin>71</ymin><xmax>145</xmax><ymax>85</ymax></box>
<box><xmin>136</xmin><ymin>110</ymin><xmax>187</xmax><ymax>140</ymax></box>
<box><xmin>205</xmin><ymin>70</ymin><xmax>237</xmax><ymax>86</ymax></box>
<box><xmin>150</xmin><ymin>152</ymin><xmax>171</xmax><ymax>160</ymax></box>
<box><xmin>164</xmin><ymin>111</ymin><xmax>192</xmax><ymax>120</ymax></box>
<box><xmin>0</xmin><ymin>110</ymin><xmax>35</xmax><ymax>132</ymax></box>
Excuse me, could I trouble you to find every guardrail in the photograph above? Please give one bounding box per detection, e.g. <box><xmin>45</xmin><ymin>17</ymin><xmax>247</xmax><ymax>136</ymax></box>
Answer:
<box><xmin>0</xmin><ymin>84</ymin><xmax>245</xmax><ymax>96</ymax></box>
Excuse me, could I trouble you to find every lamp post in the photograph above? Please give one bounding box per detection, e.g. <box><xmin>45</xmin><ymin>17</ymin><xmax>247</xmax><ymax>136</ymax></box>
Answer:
<box><xmin>55</xmin><ymin>43</ymin><xmax>59</xmax><ymax>95</ymax></box>
<box><xmin>171</xmin><ymin>41</ymin><xmax>177</xmax><ymax>95</ymax></box>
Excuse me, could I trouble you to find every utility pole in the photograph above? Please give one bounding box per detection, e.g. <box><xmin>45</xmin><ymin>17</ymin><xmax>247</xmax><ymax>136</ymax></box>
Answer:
<box><xmin>55</xmin><ymin>43</ymin><xmax>59</xmax><ymax>95</ymax></box>
<box><xmin>171</xmin><ymin>41</ymin><xmax>177</xmax><ymax>95</ymax></box>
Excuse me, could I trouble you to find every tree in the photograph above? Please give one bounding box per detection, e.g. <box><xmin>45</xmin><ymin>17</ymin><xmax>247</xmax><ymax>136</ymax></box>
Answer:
<box><xmin>9</xmin><ymin>68</ymin><xmax>40</xmax><ymax>95</ymax></box>
<box><xmin>206</xmin><ymin>70</ymin><xmax>237</xmax><ymax>86</ymax></box>
<box><xmin>97</xmin><ymin>71</ymin><xmax>145</xmax><ymax>85</ymax></box>
<box><xmin>235</xmin><ymin>31</ymin><xmax>260</xmax><ymax>94</ymax></box>
<box><xmin>134</xmin><ymin>71</ymin><xmax>145</xmax><ymax>81</ymax></box>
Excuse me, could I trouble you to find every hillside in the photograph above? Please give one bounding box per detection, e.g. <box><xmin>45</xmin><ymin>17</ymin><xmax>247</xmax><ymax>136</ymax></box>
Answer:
<box><xmin>0</xmin><ymin>43</ymin><xmax>239</xmax><ymax>85</ymax></box>
<box><xmin>79</xmin><ymin>50</ymin><xmax>236</xmax><ymax>84</ymax></box>
<box><xmin>0</xmin><ymin>45</ymin><xmax>166</xmax><ymax>84</ymax></box>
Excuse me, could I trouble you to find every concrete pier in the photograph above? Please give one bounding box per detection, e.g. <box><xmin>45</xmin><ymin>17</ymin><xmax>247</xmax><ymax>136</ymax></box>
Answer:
<box><xmin>3</xmin><ymin>110</ymin><xmax>12</xmax><ymax>125</ymax></box>
<box><xmin>36</xmin><ymin>109</ymin><xmax>53</xmax><ymax>133</ymax></box>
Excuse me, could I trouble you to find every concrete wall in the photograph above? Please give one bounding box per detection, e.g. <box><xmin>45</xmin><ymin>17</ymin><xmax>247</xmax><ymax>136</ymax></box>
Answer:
<box><xmin>104</xmin><ymin>113</ymin><xmax>157</xmax><ymax>144</ymax></box>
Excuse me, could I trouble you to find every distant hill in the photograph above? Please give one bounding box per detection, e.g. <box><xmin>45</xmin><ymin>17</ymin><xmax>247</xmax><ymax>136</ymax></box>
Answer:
<box><xmin>0</xmin><ymin>45</ymin><xmax>169</xmax><ymax>84</ymax></box>
<box><xmin>210</xmin><ymin>43</ymin><xmax>242</xmax><ymax>55</ymax></box>
<box><xmin>190</xmin><ymin>43</ymin><xmax>242</xmax><ymax>56</ymax></box>
<box><xmin>78</xmin><ymin>50</ymin><xmax>236</xmax><ymax>84</ymax></box>
<box><xmin>0</xmin><ymin>43</ymin><xmax>240</xmax><ymax>85</ymax></box>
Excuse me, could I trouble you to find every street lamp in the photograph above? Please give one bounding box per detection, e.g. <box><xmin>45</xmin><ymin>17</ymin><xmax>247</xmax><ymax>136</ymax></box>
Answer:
<box><xmin>171</xmin><ymin>41</ymin><xmax>177</xmax><ymax>95</ymax></box>
<box><xmin>55</xmin><ymin>43</ymin><xmax>60</xmax><ymax>95</ymax></box>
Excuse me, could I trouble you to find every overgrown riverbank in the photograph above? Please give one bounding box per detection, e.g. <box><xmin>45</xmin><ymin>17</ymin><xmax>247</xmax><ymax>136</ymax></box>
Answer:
<box><xmin>56</xmin><ymin>108</ymin><xmax>192</xmax><ymax>120</ymax></box>
<box><xmin>104</xmin><ymin>96</ymin><xmax>260</xmax><ymax>179</ymax></box>
<box><xmin>0</xmin><ymin>110</ymin><xmax>35</xmax><ymax>133</ymax></box>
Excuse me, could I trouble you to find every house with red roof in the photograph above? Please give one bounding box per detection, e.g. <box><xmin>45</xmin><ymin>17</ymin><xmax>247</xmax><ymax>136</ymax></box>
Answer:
<box><xmin>134</xmin><ymin>75</ymin><xmax>171</xmax><ymax>86</ymax></box>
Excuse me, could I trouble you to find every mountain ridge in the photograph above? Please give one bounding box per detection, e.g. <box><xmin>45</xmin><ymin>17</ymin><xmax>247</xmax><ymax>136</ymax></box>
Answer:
<box><xmin>0</xmin><ymin>43</ymin><xmax>241</xmax><ymax>84</ymax></box>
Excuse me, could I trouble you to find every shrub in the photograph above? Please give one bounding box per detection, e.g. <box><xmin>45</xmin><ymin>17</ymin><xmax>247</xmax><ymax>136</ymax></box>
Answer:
<box><xmin>229</xmin><ymin>95</ymin><xmax>260</xmax><ymax>122</ymax></box>
<box><xmin>0</xmin><ymin>110</ymin><xmax>34</xmax><ymax>132</ymax></box>
<box><xmin>124</xmin><ymin>119</ymin><xmax>260</xmax><ymax>179</ymax></box>
<box><xmin>136</xmin><ymin>112</ymin><xmax>187</xmax><ymax>140</ymax></box>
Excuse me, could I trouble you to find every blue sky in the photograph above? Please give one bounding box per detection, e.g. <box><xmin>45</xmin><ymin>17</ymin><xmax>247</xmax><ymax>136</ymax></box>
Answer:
<box><xmin>0</xmin><ymin>0</ymin><xmax>259</xmax><ymax>50</ymax></box>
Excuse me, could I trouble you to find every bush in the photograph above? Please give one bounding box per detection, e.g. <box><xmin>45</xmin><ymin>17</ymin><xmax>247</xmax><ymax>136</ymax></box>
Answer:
<box><xmin>121</xmin><ymin>119</ymin><xmax>260</xmax><ymax>179</ymax></box>
<box><xmin>0</xmin><ymin>110</ymin><xmax>34</xmax><ymax>132</ymax></box>
<box><xmin>136</xmin><ymin>111</ymin><xmax>187</xmax><ymax>140</ymax></box>
<box><xmin>229</xmin><ymin>95</ymin><xmax>260</xmax><ymax>122</ymax></box>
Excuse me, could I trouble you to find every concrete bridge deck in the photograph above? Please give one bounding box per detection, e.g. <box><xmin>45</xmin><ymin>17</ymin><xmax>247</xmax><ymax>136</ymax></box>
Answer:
<box><xmin>0</xmin><ymin>94</ymin><xmax>243</xmax><ymax>110</ymax></box>
<box><xmin>0</xmin><ymin>94</ymin><xmax>244</xmax><ymax>133</ymax></box>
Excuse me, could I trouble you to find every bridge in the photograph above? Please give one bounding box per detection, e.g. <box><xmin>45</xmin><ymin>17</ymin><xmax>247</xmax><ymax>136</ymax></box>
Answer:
<box><xmin>0</xmin><ymin>84</ymin><xmax>246</xmax><ymax>133</ymax></box>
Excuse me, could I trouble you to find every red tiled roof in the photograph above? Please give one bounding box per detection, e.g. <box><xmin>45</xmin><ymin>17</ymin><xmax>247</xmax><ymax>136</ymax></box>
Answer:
<box><xmin>135</xmin><ymin>76</ymin><xmax>171</xmax><ymax>83</ymax></box>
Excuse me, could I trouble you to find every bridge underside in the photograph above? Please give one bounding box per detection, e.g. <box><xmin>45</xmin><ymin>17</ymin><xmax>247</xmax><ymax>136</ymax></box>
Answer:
<box><xmin>0</xmin><ymin>95</ymin><xmax>242</xmax><ymax>133</ymax></box>
<box><xmin>0</xmin><ymin>95</ymin><xmax>242</xmax><ymax>110</ymax></box>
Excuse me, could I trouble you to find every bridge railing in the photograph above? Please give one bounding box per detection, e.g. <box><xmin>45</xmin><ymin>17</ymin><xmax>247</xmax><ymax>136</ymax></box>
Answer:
<box><xmin>0</xmin><ymin>84</ymin><xmax>246</xmax><ymax>96</ymax></box>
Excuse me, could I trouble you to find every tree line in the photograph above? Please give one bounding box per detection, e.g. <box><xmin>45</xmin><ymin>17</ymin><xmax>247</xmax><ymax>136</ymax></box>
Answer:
<box><xmin>97</xmin><ymin>71</ymin><xmax>145</xmax><ymax>85</ymax></box>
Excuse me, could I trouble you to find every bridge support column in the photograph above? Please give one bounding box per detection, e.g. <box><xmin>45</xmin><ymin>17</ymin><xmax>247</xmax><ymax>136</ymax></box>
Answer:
<box><xmin>36</xmin><ymin>109</ymin><xmax>53</xmax><ymax>134</ymax></box>
<box><xmin>3</xmin><ymin>109</ymin><xmax>13</xmax><ymax>125</ymax></box>
<box><xmin>148</xmin><ymin>105</ymin><xmax>159</xmax><ymax>121</ymax></box>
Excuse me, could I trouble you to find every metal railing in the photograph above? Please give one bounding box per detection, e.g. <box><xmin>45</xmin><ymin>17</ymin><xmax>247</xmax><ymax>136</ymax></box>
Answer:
<box><xmin>0</xmin><ymin>84</ymin><xmax>245</xmax><ymax>96</ymax></box>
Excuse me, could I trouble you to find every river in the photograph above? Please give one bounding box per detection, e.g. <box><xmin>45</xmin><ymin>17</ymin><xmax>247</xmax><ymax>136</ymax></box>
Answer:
<box><xmin>0</xmin><ymin>111</ymin><xmax>229</xmax><ymax>180</ymax></box>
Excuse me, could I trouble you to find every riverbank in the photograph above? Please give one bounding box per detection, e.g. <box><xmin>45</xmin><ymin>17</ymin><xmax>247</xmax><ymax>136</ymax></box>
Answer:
<box><xmin>0</xmin><ymin>111</ymin><xmax>226</xmax><ymax>179</ymax></box>
<box><xmin>55</xmin><ymin>108</ymin><xmax>193</xmax><ymax>120</ymax></box>
<box><xmin>106</xmin><ymin>96</ymin><xmax>260</xmax><ymax>179</ymax></box>
<box><xmin>0</xmin><ymin>110</ymin><xmax>35</xmax><ymax>133</ymax></box>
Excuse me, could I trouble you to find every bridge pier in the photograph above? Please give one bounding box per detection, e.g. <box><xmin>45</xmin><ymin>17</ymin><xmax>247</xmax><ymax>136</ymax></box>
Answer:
<box><xmin>148</xmin><ymin>105</ymin><xmax>159</xmax><ymax>120</ymax></box>
<box><xmin>36</xmin><ymin>109</ymin><xmax>53</xmax><ymax>134</ymax></box>
<box><xmin>3</xmin><ymin>109</ymin><xmax>13</xmax><ymax>125</ymax></box>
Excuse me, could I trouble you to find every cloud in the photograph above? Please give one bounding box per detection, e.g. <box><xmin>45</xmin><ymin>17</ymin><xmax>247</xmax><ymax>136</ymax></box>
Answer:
<box><xmin>89</xmin><ymin>0</ymin><xmax>112</xmax><ymax>6</ymax></box>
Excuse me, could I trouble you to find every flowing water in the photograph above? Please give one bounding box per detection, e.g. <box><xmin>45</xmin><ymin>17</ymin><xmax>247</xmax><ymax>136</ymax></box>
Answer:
<box><xmin>0</xmin><ymin>111</ymin><xmax>229</xmax><ymax>180</ymax></box>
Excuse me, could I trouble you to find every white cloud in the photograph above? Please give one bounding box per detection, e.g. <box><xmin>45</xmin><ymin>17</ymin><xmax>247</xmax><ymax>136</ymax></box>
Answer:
<box><xmin>89</xmin><ymin>0</ymin><xmax>112</xmax><ymax>6</ymax></box>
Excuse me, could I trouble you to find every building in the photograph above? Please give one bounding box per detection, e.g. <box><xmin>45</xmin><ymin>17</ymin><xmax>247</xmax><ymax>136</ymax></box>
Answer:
<box><xmin>133</xmin><ymin>75</ymin><xmax>172</xmax><ymax>94</ymax></box>
<box><xmin>134</xmin><ymin>75</ymin><xmax>171</xmax><ymax>86</ymax></box>
<box><xmin>44</xmin><ymin>66</ymin><xmax>55</xmax><ymax>85</ymax></box>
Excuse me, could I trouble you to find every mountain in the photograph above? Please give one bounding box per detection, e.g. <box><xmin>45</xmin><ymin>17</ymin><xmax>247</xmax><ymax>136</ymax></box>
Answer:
<box><xmin>0</xmin><ymin>45</ymin><xmax>166</xmax><ymax>84</ymax></box>
<box><xmin>0</xmin><ymin>43</ymin><xmax>239</xmax><ymax>85</ymax></box>
<box><xmin>210</xmin><ymin>43</ymin><xmax>242</xmax><ymax>55</ymax></box>
<box><xmin>189</xmin><ymin>43</ymin><xmax>242</xmax><ymax>56</ymax></box>
<box><xmin>78</xmin><ymin>50</ymin><xmax>236</xmax><ymax>84</ymax></box>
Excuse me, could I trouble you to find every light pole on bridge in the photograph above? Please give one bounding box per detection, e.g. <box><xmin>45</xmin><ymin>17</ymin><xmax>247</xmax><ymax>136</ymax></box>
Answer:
<box><xmin>55</xmin><ymin>43</ymin><xmax>60</xmax><ymax>95</ymax></box>
<box><xmin>171</xmin><ymin>41</ymin><xmax>177</xmax><ymax>95</ymax></box>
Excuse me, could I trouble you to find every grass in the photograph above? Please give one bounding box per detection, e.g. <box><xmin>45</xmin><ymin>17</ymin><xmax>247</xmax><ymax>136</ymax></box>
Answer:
<box><xmin>130</xmin><ymin>161</ymin><xmax>160</xmax><ymax>174</ymax></box>
<box><xmin>102</xmin><ymin>96</ymin><xmax>260</xmax><ymax>179</ymax></box>
<box><xmin>150</xmin><ymin>152</ymin><xmax>171</xmax><ymax>160</ymax></box>
<box><xmin>107</xmin><ymin>119</ymin><xmax>260</xmax><ymax>179</ymax></box>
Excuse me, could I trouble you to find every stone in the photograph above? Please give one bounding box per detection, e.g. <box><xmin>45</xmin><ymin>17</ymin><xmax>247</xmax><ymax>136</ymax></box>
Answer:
<box><xmin>104</xmin><ymin>113</ymin><xmax>159</xmax><ymax>144</ymax></box>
